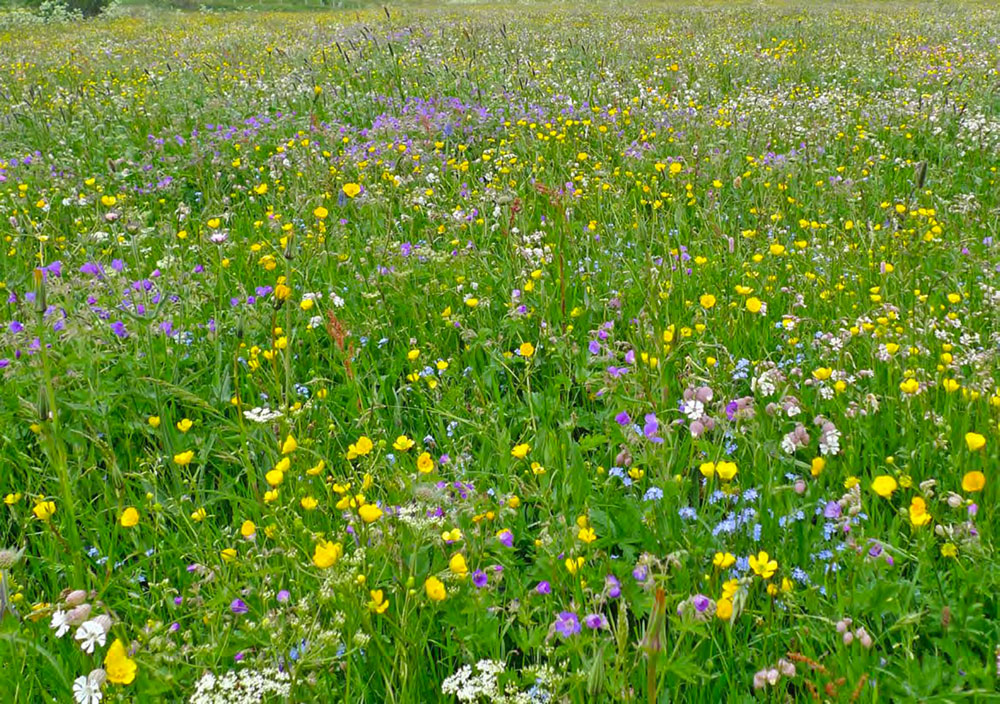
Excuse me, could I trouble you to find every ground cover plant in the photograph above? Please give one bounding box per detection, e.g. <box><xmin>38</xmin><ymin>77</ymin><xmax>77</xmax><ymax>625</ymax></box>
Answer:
<box><xmin>1</xmin><ymin>1</ymin><xmax>1000</xmax><ymax>701</ymax></box>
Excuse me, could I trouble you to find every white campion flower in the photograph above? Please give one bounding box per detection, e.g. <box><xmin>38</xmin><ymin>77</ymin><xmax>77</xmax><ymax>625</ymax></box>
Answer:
<box><xmin>73</xmin><ymin>670</ymin><xmax>106</xmax><ymax>704</ymax></box>
<box><xmin>50</xmin><ymin>609</ymin><xmax>71</xmax><ymax>638</ymax></box>
<box><xmin>74</xmin><ymin>619</ymin><xmax>107</xmax><ymax>654</ymax></box>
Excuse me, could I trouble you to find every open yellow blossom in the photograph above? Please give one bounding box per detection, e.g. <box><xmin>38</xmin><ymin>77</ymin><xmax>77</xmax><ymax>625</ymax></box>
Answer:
<box><xmin>120</xmin><ymin>507</ymin><xmax>139</xmax><ymax>528</ymax></box>
<box><xmin>104</xmin><ymin>638</ymin><xmax>137</xmax><ymax>685</ymax></box>
<box><xmin>174</xmin><ymin>450</ymin><xmax>194</xmax><ymax>467</ymax></box>
<box><xmin>716</xmin><ymin>461</ymin><xmax>738</xmax><ymax>481</ymax></box>
<box><xmin>367</xmin><ymin>589</ymin><xmax>389</xmax><ymax>614</ymax></box>
<box><xmin>748</xmin><ymin>551</ymin><xmax>777</xmax><ymax>579</ymax></box>
<box><xmin>425</xmin><ymin>576</ymin><xmax>446</xmax><ymax>601</ymax></box>
<box><xmin>713</xmin><ymin>552</ymin><xmax>736</xmax><ymax>569</ymax></box>
<box><xmin>240</xmin><ymin>520</ymin><xmax>256</xmax><ymax>538</ymax></box>
<box><xmin>342</xmin><ymin>183</ymin><xmax>361</xmax><ymax>198</ymax></box>
<box><xmin>965</xmin><ymin>432</ymin><xmax>986</xmax><ymax>452</ymax></box>
<box><xmin>347</xmin><ymin>436</ymin><xmax>374</xmax><ymax>460</ymax></box>
<box><xmin>393</xmin><ymin>435</ymin><xmax>415</xmax><ymax>451</ymax></box>
<box><xmin>313</xmin><ymin>540</ymin><xmax>343</xmax><ymax>568</ymax></box>
<box><xmin>281</xmin><ymin>434</ymin><xmax>297</xmax><ymax>454</ymax></box>
<box><xmin>909</xmin><ymin>497</ymin><xmax>931</xmax><ymax>527</ymax></box>
<box><xmin>511</xmin><ymin>443</ymin><xmax>531</xmax><ymax>459</ymax></box>
<box><xmin>33</xmin><ymin>501</ymin><xmax>56</xmax><ymax>520</ymax></box>
<box><xmin>359</xmin><ymin>504</ymin><xmax>383</xmax><ymax>523</ymax></box>
<box><xmin>716</xmin><ymin>598</ymin><xmax>733</xmax><ymax>620</ymax></box>
<box><xmin>871</xmin><ymin>475</ymin><xmax>898</xmax><ymax>498</ymax></box>
<box><xmin>449</xmin><ymin>553</ymin><xmax>469</xmax><ymax>577</ymax></box>
<box><xmin>416</xmin><ymin>452</ymin><xmax>434</xmax><ymax>474</ymax></box>
<box><xmin>962</xmin><ymin>471</ymin><xmax>985</xmax><ymax>493</ymax></box>
<box><xmin>519</xmin><ymin>341</ymin><xmax>535</xmax><ymax>358</ymax></box>
<box><xmin>577</xmin><ymin>527</ymin><xmax>597</xmax><ymax>544</ymax></box>
<box><xmin>699</xmin><ymin>293</ymin><xmax>716</xmax><ymax>309</ymax></box>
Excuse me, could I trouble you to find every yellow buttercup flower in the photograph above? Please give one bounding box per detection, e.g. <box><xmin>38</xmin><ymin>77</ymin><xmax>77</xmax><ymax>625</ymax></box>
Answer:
<box><xmin>748</xmin><ymin>551</ymin><xmax>777</xmax><ymax>579</ymax></box>
<box><xmin>174</xmin><ymin>450</ymin><xmax>194</xmax><ymax>467</ymax></box>
<box><xmin>909</xmin><ymin>497</ymin><xmax>931</xmax><ymax>527</ymax></box>
<box><xmin>393</xmin><ymin>435</ymin><xmax>415</xmax><ymax>451</ymax></box>
<box><xmin>425</xmin><ymin>576</ymin><xmax>446</xmax><ymax>601</ymax></box>
<box><xmin>120</xmin><ymin>507</ymin><xmax>140</xmax><ymax>528</ymax></box>
<box><xmin>347</xmin><ymin>436</ymin><xmax>374</xmax><ymax>460</ymax></box>
<box><xmin>359</xmin><ymin>504</ymin><xmax>383</xmax><ymax>523</ymax></box>
<box><xmin>965</xmin><ymin>432</ymin><xmax>986</xmax><ymax>452</ymax></box>
<box><xmin>281</xmin><ymin>434</ymin><xmax>297</xmax><ymax>454</ymax></box>
<box><xmin>713</xmin><ymin>552</ymin><xmax>736</xmax><ymax>569</ymax></box>
<box><xmin>240</xmin><ymin>520</ymin><xmax>256</xmax><ymax>538</ymax></box>
<box><xmin>342</xmin><ymin>183</ymin><xmax>361</xmax><ymax>198</ymax></box>
<box><xmin>416</xmin><ymin>452</ymin><xmax>434</xmax><ymax>474</ymax></box>
<box><xmin>449</xmin><ymin>553</ymin><xmax>469</xmax><ymax>577</ymax></box>
<box><xmin>104</xmin><ymin>638</ymin><xmax>137</xmax><ymax>685</ymax></box>
<box><xmin>367</xmin><ymin>589</ymin><xmax>389</xmax><ymax>614</ymax></box>
<box><xmin>962</xmin><ymin>471</ymin><xmax>985</xmax><ymax>493</ymax></box>
<box><xmin>32</xmin><ymin>501</ymin><xmax>56</xmax><ymax>521</ymax></box>
<box><xmin>313</xmin><ymin>540</ymin><xmax>343</xmax><ymax>568</ymax></box>
<box><xmin>871</xmin><ymin>475</ymin><xmax>898</xmax><ymax>498</ymax></box>
<box><xmin>511</xmin><ymin>443</ymin><xmax>530</xmax><ymax>459</ymax></box>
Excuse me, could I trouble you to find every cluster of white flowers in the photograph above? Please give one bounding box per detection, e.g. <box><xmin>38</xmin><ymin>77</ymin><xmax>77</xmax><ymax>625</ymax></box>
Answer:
<box><xmin>441</xmin><ymin>660</ymin><xmax>506</xmax><ymax>702</ymax></box>
<box><xmin>188</xmin><ymin>668</ymin><xmax>291</xmax><ymax>704</ymax></box>
<box><xmin>441</xmin><ymin>661</ymin><xmax>555</xmax><ymax>703</ymax></box>
<box><xmin>243</xmin><ymin>406</ymin><xmax>283</xmax><ymax>423</ymax></box>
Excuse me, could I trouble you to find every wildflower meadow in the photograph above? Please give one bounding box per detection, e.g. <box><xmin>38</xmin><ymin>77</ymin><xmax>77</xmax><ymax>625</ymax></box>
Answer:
<box><xmin>1</xmin><ymin>1</ymin><xmax>1000</xmax><ymax>701</ymax></box>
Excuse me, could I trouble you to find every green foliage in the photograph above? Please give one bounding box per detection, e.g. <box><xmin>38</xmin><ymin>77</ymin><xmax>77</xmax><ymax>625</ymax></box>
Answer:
<box><xmin>1</xmin><ymin>2</ymin><xmax>1000</xmax><ymax>702</ymax></box>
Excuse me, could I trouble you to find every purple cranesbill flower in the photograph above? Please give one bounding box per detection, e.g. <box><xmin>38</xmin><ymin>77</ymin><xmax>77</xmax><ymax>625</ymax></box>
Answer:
<box><xmin>692</xmin><ymin>594</ymin><xmax>711</xmax><ymax>613</ymax></box>
<box><xmin>400</xmin><ymin>242</ymin><xmax>412</xmax><ymax>257</ymax></box>
<box><xmin>588</xmin><ymin>340</ymin><xmax>601</xmax><ymax>355</ymax></box>
<box><xmin>233</xmin><ymin>651</ymin><xmax>244</xmax><ymax>662</ymax></box>
<box><xmin>643</xmin><ymin>413</ymin><xmax>664</xmax><ymax>444</ymax></box>
<box><xmin>110</xmin><ymin>321</ymin><xmax>128</xmax><ymax>338</ymax></box>
<box><xmin>553</xmin><ymin>611</ymin><xmax>580</xmax><ymax>638</ymax></box>
<box><xmin>725</xmin><ymin>400</ymin><xmax>739</xmax><ymax>421</ymax></box>
<box><xmin>868</xmin><ymin>542</ymin><xmax>883</xmax><ymax>559</ymax></box>
<box><xmin>823</xmin><ymin>501</ymin><xmax>841</xmax><ymax>519</ymax></box>
<box><xmin>173</xmin><ymin>596</ymin><xmax>183</xmax><ymax>606</ymax></box>
<box><xmin>230</xmin><ymin>599</ymin><xmax>248</xmax><ymax>614</ymax></box>
<box><xmin>277</xmin><ymin>590</ymin><xmax>291</xmax><ymax>603</ymax></box>
<box><xmin>606</xmin><ymin>574</ymin><xmax>621</xmax><ymax>598</ymax></box>
<box><xmin>615</xmin><ymin>411</ymin><xmax>631</xmax><ymax>426</ymax></box>
<box><xmin>169</xmin><ymin>622</ymin><xmax>180</xmax><ymax>632</ymax></box>
<box><xmin>583</xmin><ymin>613</ymin><xmax>608</xmax><ymax>629</ymax></box>
<box><xmin>632</xmin><ymin>565</ymin><xmax>648</xmax><ymax>582</ymax></box>
<box><xmin>80</xmin><ymin>262</ymin><xmax>103</xmax><ymax>277</ymax></box>
<box><xmin>472</xmin><ymin>570</ymin><xmax>488</xmax><ymax>588</ymax></box>
<box><xmin>8</xmin><ymin>321</ymin><xmax>23</xmax><ymax>334</ymax></box>
<box><xmin>535</xmin><ymin>581</ymin><xmax>551</xmax><ymax>595</ymax></box>
<box><xmin>496</xmin><ymin>529</ymin><xmax>514</xmax><ymax>548</ymax></box>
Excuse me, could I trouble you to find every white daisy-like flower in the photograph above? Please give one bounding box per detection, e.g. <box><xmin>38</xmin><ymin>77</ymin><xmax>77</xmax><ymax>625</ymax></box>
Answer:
<box><xmin>683</xmin><ymin>400</ymin><xmax>705</xmax><ymax>421</ymax></box>
<box><xmin>74</xmin><ymin>619</ymin><xmax>107</xmax><ymax>654</ymax></box>
<box><xmin>50</xmin><ymin>609</ymin><xmax>71</xmax><ymax>638</ymax></box>
<box><xmin>72</xmin><ymin>673</ymin><xmax>103</xmax><ymax>704</ymax></box>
